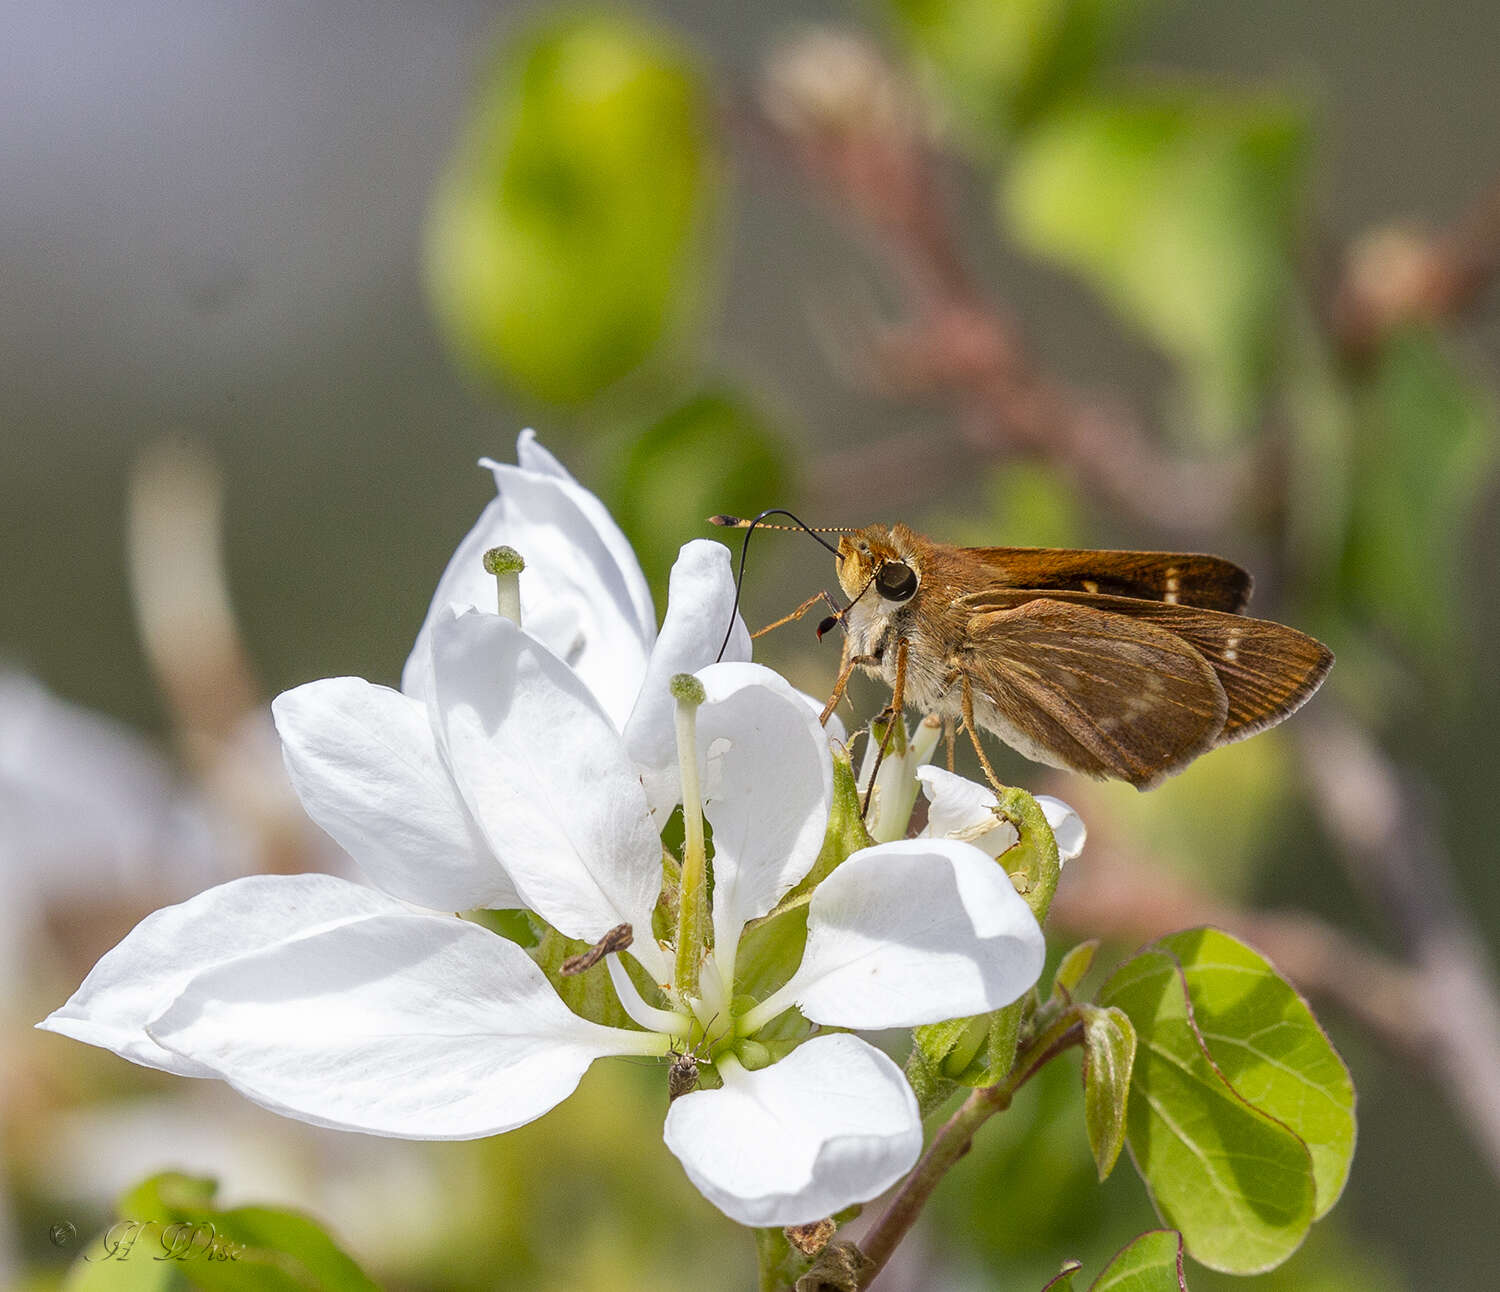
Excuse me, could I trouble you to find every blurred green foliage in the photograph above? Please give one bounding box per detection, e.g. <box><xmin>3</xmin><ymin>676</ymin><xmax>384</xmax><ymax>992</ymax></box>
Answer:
<box><xmin>1005</xmin><ymin>92</ymin><xmax>1306</xmax><ymax>443</ymax></box>
<box><xmin>62</xmin><ymin>1173</ymin><xmax>377</xmax><ymax>1292</ymax></box>
<box><xmin>890</xmin><ymin>0</ymin><xmax>1141</xmax><ymax>139</ymax></box>
<box><xmin>1340</xmin><ymin>326</ymin><xmax>1496</xmax><ymax>661</ymax></box>
<box><xmin>606</xmin><ymin>389</ymin><xmax>790</xmax><ymax>597</ymax></box>
<box><xmin>425</xmin><ymin>12</ymin><xmax>711</xmax><ymax>405</ymax></box>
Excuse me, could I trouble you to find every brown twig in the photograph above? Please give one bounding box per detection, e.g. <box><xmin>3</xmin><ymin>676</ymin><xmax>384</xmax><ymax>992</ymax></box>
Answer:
<box><xmin>1295</xmin><ymin>709</ymin><xmax>1500</xmax><ymax>1180</ymax></box>
<box><xmin>1330</xmin><ymin>177</ymin><xmax>1500</xmax><ymax>357</ymax></box>
<box><xmin>854</xmin><ymin>1015</ymin><xmax>1086</xmax><ymax>1288</ymax></box>
<box><xmin>744</xmin><ymin>34</ymin><xmax>1252</xmax><ymax>534</ymax></box>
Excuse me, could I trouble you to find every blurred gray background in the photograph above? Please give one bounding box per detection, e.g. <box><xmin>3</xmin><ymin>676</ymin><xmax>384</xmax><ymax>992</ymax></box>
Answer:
<box><xmin>5</xmin><ymin>2</ymin><xmax>1498</xmax><ymax>1287</ymax></box>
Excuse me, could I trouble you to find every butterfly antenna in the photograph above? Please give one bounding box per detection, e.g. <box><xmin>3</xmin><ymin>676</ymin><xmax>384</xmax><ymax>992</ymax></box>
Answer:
<box><xmin>710</xmin><ymin>510</ymin><xmax>844</xmax><ymax>661</ymax></box>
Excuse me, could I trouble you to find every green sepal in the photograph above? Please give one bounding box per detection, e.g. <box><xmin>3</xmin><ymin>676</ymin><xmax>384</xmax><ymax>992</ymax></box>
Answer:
<box><xmin>903</xmin><ymin>1032</ymin><xmax>959</xmax><ymax>1117</ymax></box>
<box><xmin>1079</xmin><ymin>1003</ymin><xmax>1135</xmax><ymax>1180</ymax></box>
<box><xmin>531</xmin><ymin>924</ymin><xmax>633</xmax><ymax>1029</ymax></box>
<box><xmin>788</xmin><ymin>746</ymin><xmax>874</xmax><ymax>900</ymax></box>
<box><xmin>995</xmin><ymin>786</ymin><xmax>1061</xmax><ymax>922</ymax></box>
<box><xmin>734</xmin><ymin>905</ymin><xmax>810</xmax><ymax>1014</ymax></box>
<box><xmin>913</xmin><ymin>994</ymin><xmax>1025</xmax><ymax>1091</ymax></box>
<box><xmin>465</xmin><ymin>907</ymin><xmax>541</xmax><ymax>948</ymax></box>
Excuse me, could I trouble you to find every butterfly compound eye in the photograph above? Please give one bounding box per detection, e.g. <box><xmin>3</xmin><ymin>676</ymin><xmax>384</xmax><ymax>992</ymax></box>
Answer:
<box><xmin>876</xmin><ymin>560</ymin><xmax>918</xmax><ymax>602</ymax></box>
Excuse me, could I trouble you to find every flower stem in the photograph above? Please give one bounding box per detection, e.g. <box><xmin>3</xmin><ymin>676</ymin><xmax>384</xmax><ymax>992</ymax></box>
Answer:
<box><xmin>671</xmin><ymin>673</ymin><xmax>710</xmax><ymax>1001</ymax></box>
<box><xmin>855</xmin><ymin>1014</ymin><xmax>1087</xmax><ymax>1287</ymax></box>
<box><xmin>754</xmin><ymin>1225</ymin><xmax>804</xmax><ymax>1292</ymax></box>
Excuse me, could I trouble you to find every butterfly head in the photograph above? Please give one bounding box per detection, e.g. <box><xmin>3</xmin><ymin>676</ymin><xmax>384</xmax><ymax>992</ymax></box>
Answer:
<box><xmin>835</xmin><ymin>524</ymin><xmax>923</xmax><ymax>608</ymax></box>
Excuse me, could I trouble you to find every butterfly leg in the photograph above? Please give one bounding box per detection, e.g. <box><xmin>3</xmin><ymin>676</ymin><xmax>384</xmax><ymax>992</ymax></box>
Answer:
<box><xmin>819</xmin><ymin>640</ymin><xmax>875</xmax><ymax>726</ymax></box>
<box><xmin>959</xmin><ymin>670</ymin><xmax>1007</xmax><ymax>793</ymax></box>
<box><xmin>751</xmin><ymin>589</ymin><xmax>844</xmax><ymax>640</ymax></box>
<box><xmin>860</xmin><ymin>638</ymin><xmax>909</xmax><ymax>817</ymax></box>
<box><xmin>943</xmin><ymin>717</ymin><xmax>957</xmax><ymax>773</ymax></box>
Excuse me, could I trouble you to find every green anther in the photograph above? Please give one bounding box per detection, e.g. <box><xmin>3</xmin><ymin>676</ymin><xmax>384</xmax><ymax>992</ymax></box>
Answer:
<box><xmin>483</xmin><ymin>546</ymin><xmax>525</xmax><ymax>625</ymax></box>
<box><xmin>669</xmin><ymin>672</ymin><xmax>706</xmax><ymax>705</ymax></box>
<box><xmin>482</xmin><ymin>546</ymin><xmax>525</xmax><ymax>575</ymax></box>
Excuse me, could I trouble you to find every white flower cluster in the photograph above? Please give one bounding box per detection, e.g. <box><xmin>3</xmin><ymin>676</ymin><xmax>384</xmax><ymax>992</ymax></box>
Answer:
<box><xmin>43</xmin><ymin>433</ymin><xmax>1080</xmax><ymax>1227</ymax></box>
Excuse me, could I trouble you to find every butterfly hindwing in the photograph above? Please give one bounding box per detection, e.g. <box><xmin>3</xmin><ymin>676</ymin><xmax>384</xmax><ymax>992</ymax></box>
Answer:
<box><xmin>961</xmin><ymin>598</ymin><xmax>1230</xmax><ymax>787</ymax></box>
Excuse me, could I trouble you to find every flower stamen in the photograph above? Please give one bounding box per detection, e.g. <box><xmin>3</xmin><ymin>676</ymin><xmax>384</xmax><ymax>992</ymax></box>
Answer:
<box><xmin>606</xmin><ymin>954</ymin><xmax>693</xmax><ymax>1036</ymax></box>
<box><xmin>482</xmin><ymin>545</ymin><xmax>524</xmax><ymax>625</ymax></box>
<box><xmin>671</xmin><ymin>673</ymin><xmax>711</xmax><ymax>1000</ymax></box>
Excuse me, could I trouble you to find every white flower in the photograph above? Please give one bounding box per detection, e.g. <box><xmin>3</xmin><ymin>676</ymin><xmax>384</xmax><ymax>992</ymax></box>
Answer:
<box><xmin>42</xmin><ymin>624</ymin><xmax>1046</xmax><ymax>1226</ymax></box>
<box><xmin>41</xmin><ymin>433</ymin><xmax>1052</xmax><ymax>1226</ymax></box>
<box><xmin>267</xmin><ymin>433</ymin><xmax>754</xmax><ymax>916</ymax></box>
<box><xmin>916</xmin><ymin>765</ymin><xmax>1086</xmax><ymax>864</ymax></box>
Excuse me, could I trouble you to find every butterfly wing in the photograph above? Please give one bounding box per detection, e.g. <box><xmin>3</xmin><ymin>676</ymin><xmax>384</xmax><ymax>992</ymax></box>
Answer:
<box><xmin>963</xmin><ymin>589</ymin><xmax>1332</xmax><ymax>745</ymax></box>
<box><xmin>961</xmin><ymin>598</ymin><xmax>1229</xmax><ymax>788</ymax></box>
<box><xmin>960</xmin><ymin>548</ymin><xmax>1253</xmax><ymax>612</ymax></box>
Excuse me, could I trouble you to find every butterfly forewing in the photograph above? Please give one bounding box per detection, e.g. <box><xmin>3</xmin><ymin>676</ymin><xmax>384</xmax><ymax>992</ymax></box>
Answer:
<box><xmin>960</xmin><ymin>548</ymin><xmax>1253</xmax><ymax>613</ymax></box>
<box><xmin>963</xmin><ymin>598</ymin><xmax>1229</xmax><ymax>788</ymax></box>
<box><xmin>961</xmin><ymin>588</ymin><xmax>1332</xmax><ymax>744</ymax></box>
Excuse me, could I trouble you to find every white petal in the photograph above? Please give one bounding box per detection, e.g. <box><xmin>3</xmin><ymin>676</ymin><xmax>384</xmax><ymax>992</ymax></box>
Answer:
<box><xmin>273</xmin><ymin>679</ymin><xmax>521</xmax><ymax>911</ymax></box>
<box><xmin>38</xmin><ymin>875</ymin><xmax>407</xmax><ymax>1076</ymax></box>
<box><xmin>402</xmin><ymin>432</ymin><xmax>654</xmax><ymax>729</ymax></box>
<box><xmin>624</xmin><ymin>540</ymin><xmax>751</xmax><ymax>822</ymax></box>
<box><xmin>780</xmin><ymin>839</ymin><xmax>1045</xmax><ymax>1029</ymax></box>
<box><xmin>511</xmin><ymin>427</ymin><xmax>657</xmax><ymax>643</ymax></box>
<box><xmin>915</xmin><ymin>765</ymin><xmax>1018</xmax><ymax>857</ymax></box>
<box><xmin>428</xmin><ymin>609</ymin><xmax>662</xmax><ymax>946</ymax></box>
<box><xmin>1036</xmin><ymin>794</ymin><xmax>1086</xmax><ymax>863</ymax></box>
<box><xmin>663</xmin><ymin>1034</ymin><xmax>921</xmax><ymax>1226</ymax></box>
<box><xmin>694</xmin><ymin>663</ymin><xmax>833</xmax><ymax>953</ymax></box>
<box><xmin>147</xmin><ymin>912</ymin><xmax>651</xmax><ymax>1139</ymax></box>
<box><xmin>798</xmin><ymin>689</ymin><xmax>846</xmax><ymax>746</ymax></box>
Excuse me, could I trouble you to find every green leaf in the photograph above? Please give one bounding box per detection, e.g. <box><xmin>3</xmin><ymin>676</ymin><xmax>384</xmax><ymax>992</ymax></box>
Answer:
<box><xmin>1099</xmin><ymin>945</ymin><xmax>1317</xmax><ymax>1273</ymax></box>
<box><xmin>889</xmin><ymin>0</ymin><xmax>1141</xmax><ymax>141</ymax></box>
<box><xmin>1090</xmin><ymin>1229</ymin><xmax>1188</xmax><ymax>1290</ymax></box>
<box><xmin>117</xmin><ymin>1172</ymin><xmax>218</xmax><ymax>1223</ymax></box>
<box><xmin>1053</xmin><ymin>939</ymin><xmax>1100</xmax><ymax>999</ymax></box>
<box><xmin>64</xmin><ymin>1242</ymin><xmax>185</xmax><ymax>1292</ymax></box>
<box><xmin>81</xmin><ymin>1173</ymin><xmax>379</xmax><ymax>1292</ymax></box>
<box><xmin>1040</xmin><ymin>1259</ymin><xmax>1085</xmax><ymax>1290</ymax></box>
<box><xmin>425</xmin><ymin>12</ymin><xmax>710</xmax><ymax>404</ymax></box>
<box><xmin>1340</xmin><ymin>325</ymin><xmax>1497</xmax><ymax>658</ymax></box>
<box><xmin>1156</xmin><ymin>928</ymin><xmax>1355</xmax><ymax>1219</ymax></box>
<box><xmin>1080</xmin><ymin>1003</ymin><xmax>1135</xmax><ymax>1180</ymax></box>
<box><xmin>1037</xmin><ymin>1231</ymin><xmax>1188</xmax><ymax>1291</ymax></box>
<box><xmin>191</xmin><ymin>1206</ymin><xmax>380</xmax><ymax>1292</ymax></box>
<box><xmin>1004</xmin><ymin>89</ymin><xmax>1306</xmax><ymax>442</ymax></box>
<box><xmin>607</xmin><ymin>388</ymin><xmax>790</xmax><ymax>595</ymax></box>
